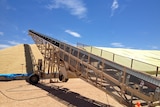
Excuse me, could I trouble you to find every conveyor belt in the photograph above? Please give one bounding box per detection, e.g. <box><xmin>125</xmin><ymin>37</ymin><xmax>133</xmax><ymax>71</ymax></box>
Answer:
<box><xmin>28</xmin><ymin>30</ymin><xmax>160</xmax><ymax>87</ymax></box>
<box><xmin>28</xmin><ymin>30</ymin><xmax>160</xmax><ymax>105</ymax></box>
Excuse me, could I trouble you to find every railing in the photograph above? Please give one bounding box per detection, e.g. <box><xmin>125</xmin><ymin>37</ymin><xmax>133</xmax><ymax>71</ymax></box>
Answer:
<box><xmin>77</xmin><ymin>43</ymin><xmax>160</xmax><ymax>77</ymax></box>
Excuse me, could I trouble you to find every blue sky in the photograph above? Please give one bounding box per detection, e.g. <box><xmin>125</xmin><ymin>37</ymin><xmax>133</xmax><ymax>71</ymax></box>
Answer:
<box><xmin>0</xmin><ymin>0</ymin><xmax>160</xmax><ymax>50</ymax></box>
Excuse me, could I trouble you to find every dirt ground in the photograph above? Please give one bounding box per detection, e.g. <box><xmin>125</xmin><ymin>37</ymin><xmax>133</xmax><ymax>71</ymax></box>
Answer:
<box><xmin>0</xmin><ymin>78</ymin><xmax>125</xmax><ymax>107</ymax></box>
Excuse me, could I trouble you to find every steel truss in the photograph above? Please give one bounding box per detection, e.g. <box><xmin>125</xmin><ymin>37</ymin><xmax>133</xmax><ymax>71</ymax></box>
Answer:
<box><xmin>28</xmin><ymin>30</ymin><xmax>160</xmax><ymax>106</ymax></box>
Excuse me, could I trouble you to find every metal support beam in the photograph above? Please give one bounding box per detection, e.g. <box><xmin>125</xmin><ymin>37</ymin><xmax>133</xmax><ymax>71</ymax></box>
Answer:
<box><xmin>28</xmin><ymin>30</ymin><xmax>160</xmax><ymax>106</ymax></box>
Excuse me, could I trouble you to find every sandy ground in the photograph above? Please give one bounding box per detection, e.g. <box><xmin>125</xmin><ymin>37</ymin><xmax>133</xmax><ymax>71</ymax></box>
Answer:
<box><xmin>0</xmin><ymin>79</ymin><xmax>124</xmax><ymax>107</ymax></box>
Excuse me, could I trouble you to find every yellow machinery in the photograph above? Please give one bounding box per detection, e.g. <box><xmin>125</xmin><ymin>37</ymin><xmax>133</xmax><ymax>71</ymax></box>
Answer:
<box><xmin>28</xmin><ymin>30</ymin><xmax>160</xmax><ymax>106</ymax></box>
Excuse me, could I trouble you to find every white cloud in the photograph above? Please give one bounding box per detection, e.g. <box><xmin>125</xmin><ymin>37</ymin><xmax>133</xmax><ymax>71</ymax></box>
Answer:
<box><xmin>111</xmin><ymin>0</ymin><xmax>119</xmax><ymax>17</ymax></box>
<box><xmin>0</xmin><ymin>44</ymin><xmax>10</xmax><ymax>49</ymax></box>
<box><xmin>23</xmin><ymin>38</ymin><xmax>27</xmax><ymax>41</ymax></box>
<box><xmin>65</xmin><ymin>29</ymin><xmax>81</xmax><ymax>38</ymax></box>
<box><xmin>22</xmin><ymin>30</ymin><xmax>27</xmax><ymax>35</ymax></box>
<box><xmin>6</xmin><ymin>5</ymin><xmax>16</xmax><ymax>11</ymax></box>
<box><xmin>0</xmin><ymin>32</ymin><xmax>4</xmax><ymax>36</ymax></box>
<box><xmin>46</xmin><ymin>0</ymin><xmax>87</xmax><ymax>18</ymax></box>
<box><xmin>111</xmin><ymin>42</ymin><xmax>124</xmax><ymax>48</ymax></box>
<box><xmin>8</xmin><ymin>40</ymin><xmax>21</xmax><ymax>45</ymax></box>
<box><xmin>62</xmin><ymin>39</ymin><xmax>76</xmax><ymax>46</ymax></box>
<box><xmin>13</xmin><ymin>25</ymin><xmax>18</xmax><ymax>30</ymax></box>
<box><xmin>150</xmin><ymin>46</ymin><xmax>159</xmax><ymax>50</ymax></box>
<box><xmin>0</xmin><ymin>0</ymin><xmax>16</xmax><ymax>11</ymax></box>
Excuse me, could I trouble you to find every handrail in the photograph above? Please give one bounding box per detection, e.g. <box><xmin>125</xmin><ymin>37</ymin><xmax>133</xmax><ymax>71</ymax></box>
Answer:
<box><xmin>77</xmin><ymin>43</ymin><xmax>160</xmax><ymax>76</ymax></box>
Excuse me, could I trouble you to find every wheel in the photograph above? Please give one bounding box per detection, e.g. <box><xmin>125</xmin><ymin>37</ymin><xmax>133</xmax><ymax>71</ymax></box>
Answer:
<box><xmin>59</xmin><ymin>74</ymin><xmax>69</xmax><ymax>82</ymax></box>
<box><xmin>28</xmin><ymin>74</ymin><xmax>39</xmax><ymax>85</ymax></box>
<box><xmin>59</xmin><ymin>74</ymin><xmax>64</xmax><ymax>81</ymax></box>
<box><xmin>64</xmin><ymin>78</ymin><xmax>69</xmax><ymax>82</ymax></box>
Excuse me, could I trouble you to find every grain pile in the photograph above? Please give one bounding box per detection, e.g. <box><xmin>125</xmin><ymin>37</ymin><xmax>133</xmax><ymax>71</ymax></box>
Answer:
<box><xmin>0</xmin><ymin>44</ymin><xmax>43</xmax><ymax>74</ymax></box>
<box><xmin>0</xmin><ymin>44</ymin><xmax>26</xmax><ymax>74</ymax></box>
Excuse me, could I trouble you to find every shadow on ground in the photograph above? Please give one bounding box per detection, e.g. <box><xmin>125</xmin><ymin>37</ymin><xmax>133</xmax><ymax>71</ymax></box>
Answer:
<box><xmin>24</xmin><ymin>44</ymin><xmax>34</xmax><ymax>74</ymax></box>
<box><xmin>36</xmin><ymin>83</ymin><xmax>113</xmax><ymax>107</ymax></box>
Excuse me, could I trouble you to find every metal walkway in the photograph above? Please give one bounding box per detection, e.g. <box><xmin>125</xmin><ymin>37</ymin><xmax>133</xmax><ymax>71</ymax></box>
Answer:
<box><xmin>28</xmin><ymin>30</ymin><xmax>160</xmax><ymax>106</ymax></box>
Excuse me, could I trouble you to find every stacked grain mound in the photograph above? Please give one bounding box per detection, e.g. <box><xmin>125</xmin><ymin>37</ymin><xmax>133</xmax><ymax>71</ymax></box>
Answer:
<box><xmin>0</xmin><ymin>44</ymin><xmax>43</xmax><ymax>74</ymax></box>
<box><xmin>0</xmin><ymin>44</ymin><xmax>26</xmax><ymax>74</ymax></box>
<box><xmin>0</xmin><ymin>44</ymin><xmax>76</xmax><ymax>78</ymax></box>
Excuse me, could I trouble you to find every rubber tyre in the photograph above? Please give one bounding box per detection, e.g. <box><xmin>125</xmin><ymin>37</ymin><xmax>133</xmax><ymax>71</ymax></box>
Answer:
<box><xmin>64</xmin><ymin>78</ymin><xmax>69</xmax><ymax>82</ymax></box>
<box><xmin>59</xmin><ymin>74</ymin><xmax>69</xmax><ymax>82</ymax></box>
<box><xmin>29</xmin><ymin>74</ymin><xmax>39</xmax><ymax>85</ymax></box>
<box><xmin>59</xmin><ymin>74</ymin><xmax>64</xmax><ymax>81</ymax></box>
